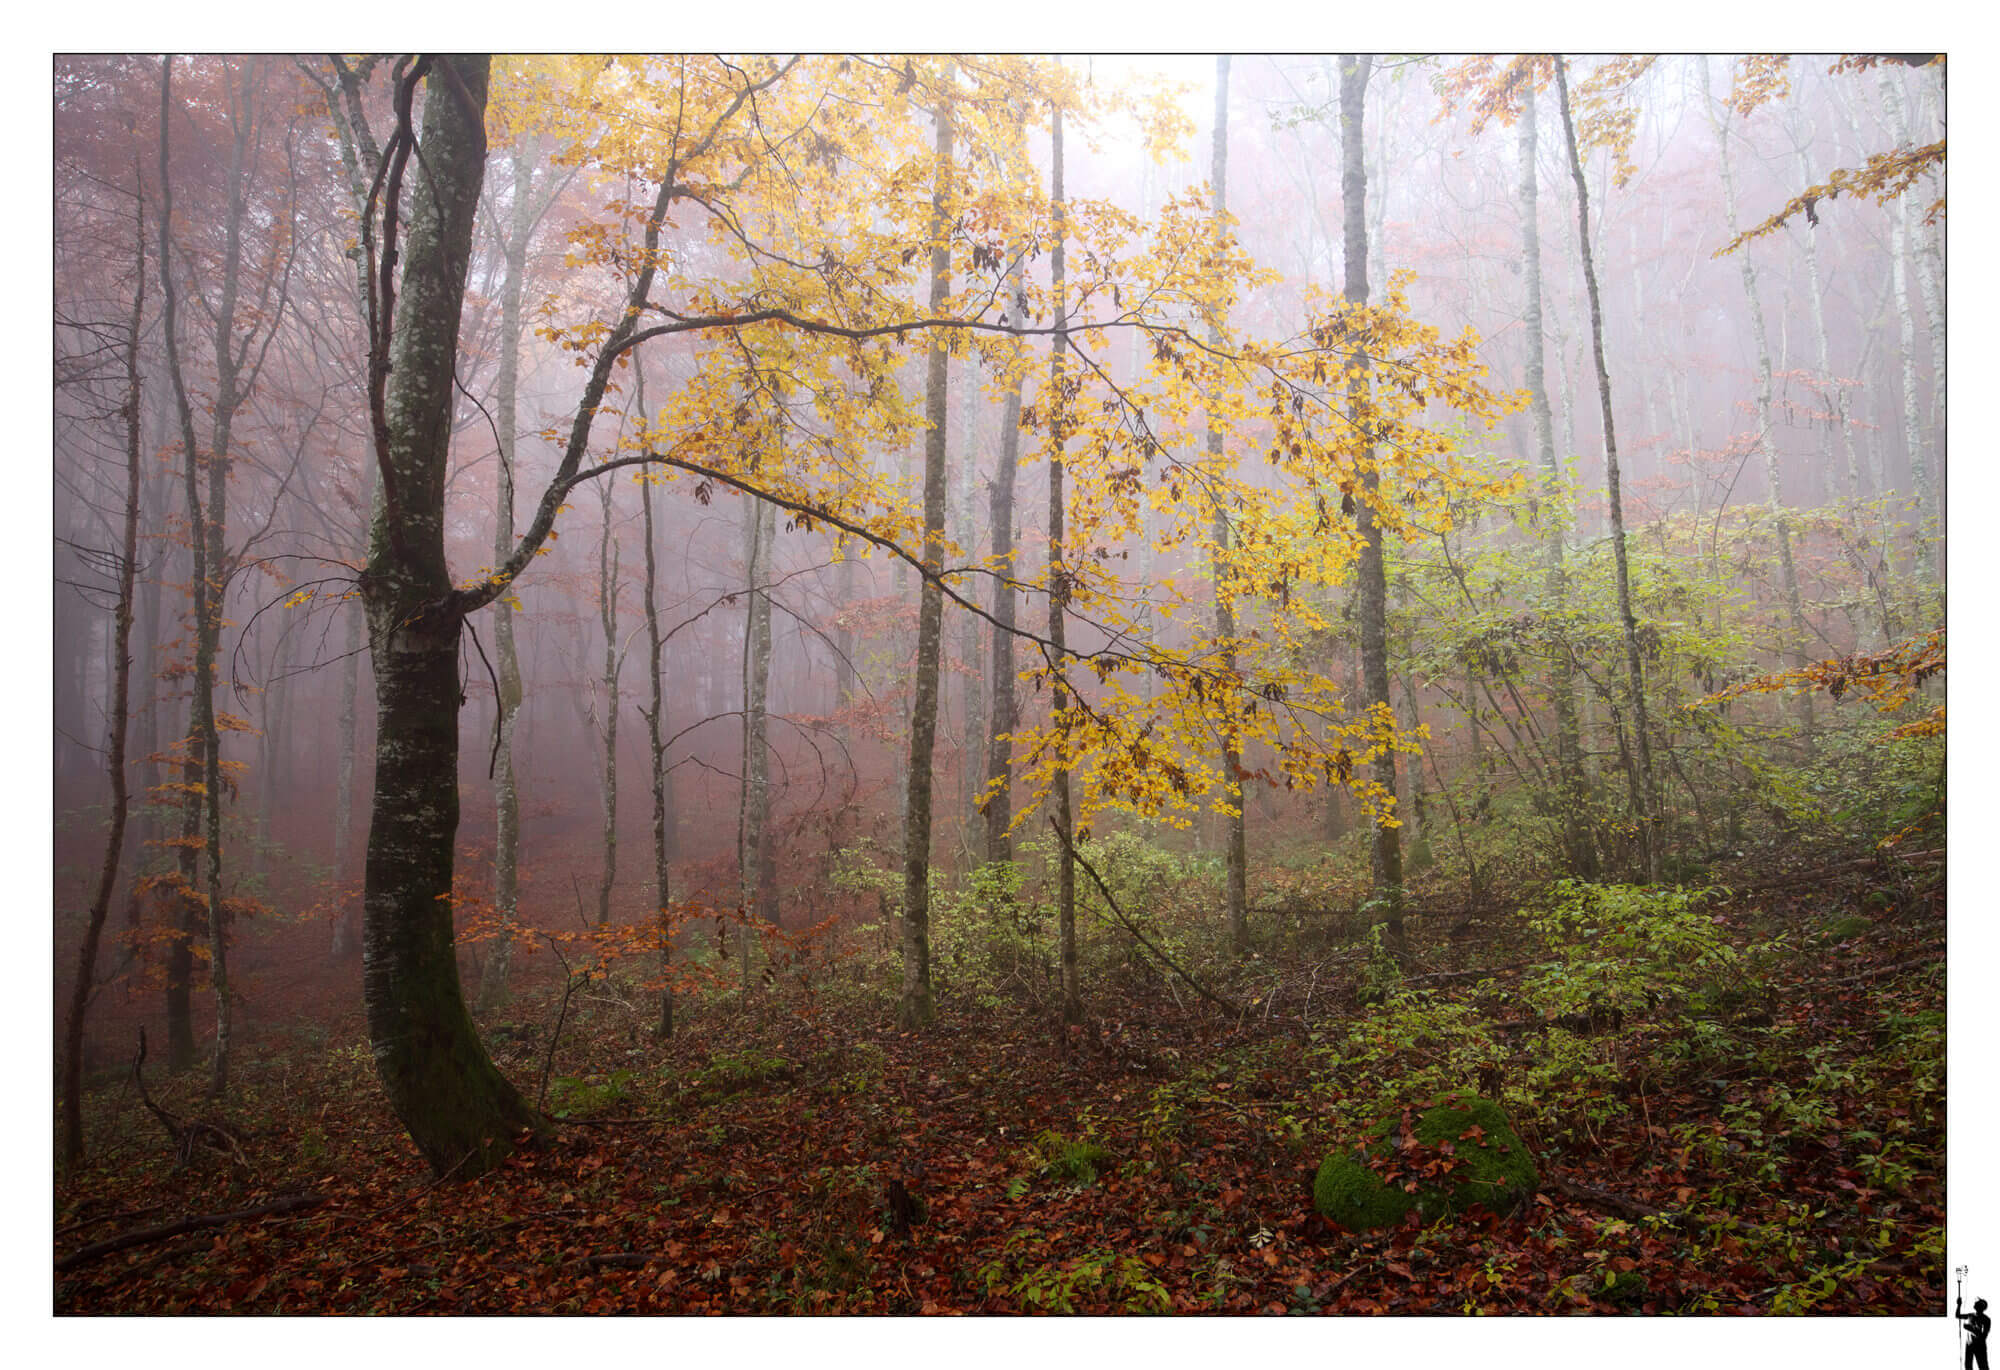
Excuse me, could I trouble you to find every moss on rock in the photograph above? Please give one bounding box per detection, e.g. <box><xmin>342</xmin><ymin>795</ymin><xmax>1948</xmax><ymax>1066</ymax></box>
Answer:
<box><xmin>1313</xmin><ymin>1093</ymin><xmax>1538</xmax><ymax>1231</ymax></box>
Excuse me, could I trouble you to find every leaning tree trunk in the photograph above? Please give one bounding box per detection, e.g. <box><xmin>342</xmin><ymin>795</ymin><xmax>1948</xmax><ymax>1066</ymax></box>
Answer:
<box><xmin>1340</xmin><ymin>53</ymin><xmax>1405</xmax><ymax>949</ymax></box>
<box><xmin>1518</xmin><ymin>83</ymin><xmax>1596</xmax><ymax>878</ymax></box>
<box><xmin>61</xmin><ymin>180</ymin><xmax>145</xmax><ymax>1172</ymax></box>
<box><xmin>360</xmin><ymin>55</ymin><xmax>543</xmax><ymax>1178</ymax></box>
<box><xmin>1207</xmin><ymin>55</ymin><xmax>1249</xmax><ymax>958</ymax></box>
<box><xmin>897</xmin><ymin>62</ymin><xmax>955</xmax><ymax>1031</ymax></box>
<box><xmin>1554</xmin><ymin>55</ymin><xmax>1661</xmax><ymax>882</ymax></box>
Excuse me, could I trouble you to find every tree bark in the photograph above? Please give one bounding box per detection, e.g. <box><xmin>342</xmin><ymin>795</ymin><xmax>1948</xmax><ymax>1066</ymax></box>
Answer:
<box><xmin>1554</xmin><ymin>55</ymin><xmax>1661</xmax><ymax>882</ymax></box>
<box><xmin>1047</xmin><ymin>80</ymin><xmax>1082</xmax><ymax>1028</ymax></box>
<box><xmin>359</xmin><ymin>56</ymin><xmax>543</xmax><ymax>1178</ymax></box>
<box><xmin>1518</xmin><ymin>83</ymin><xmax>1597</xmax><ymax>878</ymax></box>
<box><xmin>1340</xmin><ymin>54</ymin><xmax>1406</xmax><ymax>949</ymax></box>
<box><xmin>639</xmin><ymin>354</ymin><xmax>674</xmax><ymax>1037</ymax></box>
<box><xmin>62</xmin><ymin>177</ymin><xmax>145</xmax><ymax>1172</ymax></box>
<box><xmin>1707</xmin><ymin>58</ymin><xmax>1813</xmax><ymax>754</ymax></box>
<box><xmin>1208</xmin><ymin>55</ymin><xmax>1249</xmax><ymax>958</ymax></box>
<box><xmin>597</xmin><ymin>484</ymin><xmax>621</xmax><ymax>931</ymax></box>
<box><xmin>478</xmin><ymin>145</ymin><xmax>536</xmax><ymax>1008</ymax></box>
<box><xmin>982</xmin><ymin>250</ymin><xmax>1026</xmax><ymax>864</ymax></box>
<box><xmin>897</xmin><ymin>63</ymin><xmax>955</xmax><ymax>1030</ymax></box>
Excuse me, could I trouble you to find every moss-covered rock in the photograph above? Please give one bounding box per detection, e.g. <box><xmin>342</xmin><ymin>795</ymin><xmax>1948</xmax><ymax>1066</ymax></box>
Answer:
<box><xmin>1312</xmin><ymin>1093</ymin><xmax>1538</xmax><ymax>1231</ymax></box>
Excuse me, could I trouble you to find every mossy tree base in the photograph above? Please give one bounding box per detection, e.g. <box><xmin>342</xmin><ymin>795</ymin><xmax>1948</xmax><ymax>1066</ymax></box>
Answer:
<box><xmin>1313</xmin><ymin>1094</ymin><xmax>1538</xmax><ymax>1231</ymax></box>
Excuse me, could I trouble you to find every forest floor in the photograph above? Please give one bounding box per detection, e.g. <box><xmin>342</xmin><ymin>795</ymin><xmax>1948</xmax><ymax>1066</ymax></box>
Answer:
<box><xmin>55</xmin><ymin>854</ymin><xmax>1943</xmax><ymax>1315</ymax></box>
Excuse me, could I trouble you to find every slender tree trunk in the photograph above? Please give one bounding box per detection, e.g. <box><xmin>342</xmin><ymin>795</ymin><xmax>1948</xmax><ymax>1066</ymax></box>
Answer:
<box><xmin>1554</xmin><ymin>55</ymin><xmax>1661</xmax><ymax>882</ymax></box>
<box><xmin>478</xmin><ymin>148</ymin><xmax>535</xmax><ymax>1008</ymax></box>
<box><xmin>639</xmin><ymin>356</ymin><xmax>673</xmax><ymax>1037</ymax></box>
<box><xmin>1708</xmin><ymin>59</ymin><xmax>1813</xmax><ymax>754</ymax></box>
<box><xmin>1340</xmin><ymin>54</ymin><xmax>1406</xmax><ymax>948</ymax></box>
<box><xmin>1519</xmin><ymin>84</ymin><xmax>1596</xmax><ymax>878</ymax></box>
<box><xmin>1207</xmin><ymin>56</ymin><xmax>1249</xmax><ymax>957</ymax></box>
<box><xmin>597</xmin><ymin>485</ymin><xmax>621</xmax><ymax>930</ymax></box>
<box><xmin>62</xmin><ymin>182</ymin><xmax>145</xmax><ymax>1173</ymax></box>
<box><xmin>956</xmin><ymin>363</ymin><xmax>985</xmax><ymax>841</ymax></box>
<box><xmin>737</xmin><ymin>489</ymin><xmax>774</xmax><ymax>981</ymax></box>
<box><xmin>1793</xmin><ymin>137</ymin><xmax>1865</xmax><ymax>508</ymax></box>
<box><xmin>359</xmin><ymin>56</ymin><xmax>542</xmax><ymax>1179</ymax></box>
<box><xmin>157</xmin><ymin>56</ymin><xmax>239</xmax><ymax>1092</ymax></box>
<box><xmin>982</xmin><ymin>252</ymin><xmax>1026</xmax><ymax>864</ymax></box>
<box><xmin>1048</xmin><ymin>86</ymin><xmax>1081</xmax><ymax>1027</ymax></box>
<box><xmin>1880</xmin><ymin>70</ymin><xmax>1946</xmax><ymax>523</ymax></box>
<box><xmin>897</xmin><ymin>64</ymin><xmax>955</xmax><ymax>1030</ymax></box>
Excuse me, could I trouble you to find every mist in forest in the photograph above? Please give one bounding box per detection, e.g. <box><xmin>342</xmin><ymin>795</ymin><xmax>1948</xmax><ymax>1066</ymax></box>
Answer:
<box><xmin>52</xmin><ymin>54</ymin><xmax>1943</xmax><ymax>1235</ymax></box>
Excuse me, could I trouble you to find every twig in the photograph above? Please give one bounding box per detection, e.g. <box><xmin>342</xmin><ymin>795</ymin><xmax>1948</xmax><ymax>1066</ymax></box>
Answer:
<box><xmin>1050</xmin><ymin>818</ymin><xmax>1245</xmax><ymax>1018</ymax></box>
<box><xmin>56</xmin><ymin>1193</ymin><xmax>326</xmax><ymax>1273</ymax></box>
<box><xmin>1820</xmin><ymin>954</ymin><xmax>1943</xmax><ymax>987</ymax></box>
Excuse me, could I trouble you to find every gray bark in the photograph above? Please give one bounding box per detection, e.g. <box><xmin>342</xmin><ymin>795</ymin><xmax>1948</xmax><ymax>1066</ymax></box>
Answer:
<box><xmin>62</xmin><ymin>177</ymin><xmax>145</xmax><ymax>1171</ymax></box>
<box><xmin>1048</xmin><ymin>84</ymin><xmax>1081</xmax><ymax>1027</ymax></box>
<box><xmin>1554</xmin><ymin>55</ymin><xmax>1661</xmax><ymax>881</ymax></box>
<box><xmin>897</xmin><ymin>63</ymin><xmax>954</xmax><ymax>1030</ymax></box>
<box><xmin>982</xmin><ymin>251</ymin><xmax>1026</xmax><ymax>864</ymax></box>
<box><xmin>1340</xmin><ymin>54</ymin><xmax>1405</xmax><ymax>947</ymax></box>
<box><xmin>1708</xmin><ymin>58</ymin><xmax>1813</xmax><ymax>752</ymax></box>
<box><xmin>1519</xmin><ymin>83</ymin><xmax>1596</xmax><ymax>878</ymax></box>
<box><xmin>359</xmin><ymin>56</ymin><xmax>543</xmax><ymax>1179</ymax></box>
<box><xmin>1209</xmin><ymin>55</ymin><xmax>1249</xmax><ymax>958</ymax></box>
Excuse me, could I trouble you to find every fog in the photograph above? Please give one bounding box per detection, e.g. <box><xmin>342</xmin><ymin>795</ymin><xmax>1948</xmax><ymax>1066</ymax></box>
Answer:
<box><xmin>53</xmin><ymin>54</ymin><xmax>1944</xmax><ymax>1059</ymax></box>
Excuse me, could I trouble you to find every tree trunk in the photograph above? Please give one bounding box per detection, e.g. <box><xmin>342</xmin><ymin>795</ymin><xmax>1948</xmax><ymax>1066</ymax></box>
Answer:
<box><xmin>1554</xmin><ymin>55</ymin><xmax>1661</xmax><ymax>882</ymax></box>
<box><xmin>1340</xmin><ymin>54</ymin><xmax>1406</xmax><ymax>949</ymax></box>
<box><xmin>897</xmin><ymin>64</ymin><xmax>955</xmax><ymax>1031</ymax></box>
<box><xmin>1518</xmin><ymin>84</ymin><xmax>1597</xmax><ymax>878</ymax></box>
<box><xmin>157</xmin><ymin>55</ymin><xmax>243</xmax><ymax>1092</ymax></box>
<box><xmin>360</xmin><ymin>56</ymin><xmax>542</xmax><ymax>1179</ymax></box>
<box><xmin>737</xmin><ymin>488</ymin><xmax>774</xmax><ymax>979</ymax></box>
<box><xmin>1046</xmin><ymin>81</ymin><xmax>1082</xmax><ymax>1028</ymax></box>
<box><xmin>1207</xmin><ymin>55</ymin><xmax>1249</xmax><ymax>958</ymax></box>
<box><xmin>62</xmin><ymin>181</ymin><xmax>145</xmax><ymax>1172</ymax></box>
<box><xmin>639</xmin><ymin>355</ymin><xmax>674</xmax><ymax>1037</ymax></box>
<box><xmin>1707</xmin><ymin>59</ymin><xmax>1813</xmax><ymax>754</ymax></box>
<box><xmin>597</xmin><ymin>484</ymin><xmax>621</xmax><ymax>931</ymax></box>
<box><xmin>479</xmin><ymin>146</ymin><xmax>536</xmax><ymax>1008</ymax></box>
<box><xmin>982</xmin><ymin>250</ymin><xmax>1026</xmax><ymax>864</ymax></box>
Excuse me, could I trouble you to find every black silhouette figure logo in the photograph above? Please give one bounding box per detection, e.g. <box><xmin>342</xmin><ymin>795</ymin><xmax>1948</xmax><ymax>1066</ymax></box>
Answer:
<box><xmin>1959</xmin><ymin>1279</ymin><xmax>1991</xmax><ymax>1370</ymax></box>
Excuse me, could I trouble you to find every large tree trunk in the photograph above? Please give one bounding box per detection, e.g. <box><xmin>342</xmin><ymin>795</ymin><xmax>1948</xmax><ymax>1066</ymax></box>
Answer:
<box><xmin>1208</xmin><ymin>55</ymin><xmax>1249</xmax><ymax>958</ymax></box>
<box><xmin>360</xmin><ymin>56</ymin><xmax>542</xmax><ymax>1178</ymax></box>
<box><xmin>1518</xmin><ymin>84</ymin><xmax>1596</xmax><ymax>878</ymax></box>
<box><xmin>897</xmin><ymin>64</ymin><xmax>955</xmax><ymax>1030</ymax></box>
<box><xmin>1554</xmin><ymin>55</ymin><xmax>1661</xmax><ymax>882</ymax></box>
<box><xmin>62</xmin><ymin>180</ymin><xmax>145</xmax><ymax>1172</ymax></box>
<box><xmin>982</xmin><ymin>251</ymin><xmax>1026</xmax><ymax>864</ymax></box>
<box><xmin>1340</xmin><ymin>54</ymin><xmax>1405</xmax><ymax>949</ymax></box>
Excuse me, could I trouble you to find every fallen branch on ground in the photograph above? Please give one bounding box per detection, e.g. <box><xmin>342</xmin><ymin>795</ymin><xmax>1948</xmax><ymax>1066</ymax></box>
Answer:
<box><xmin>56</xmin><ymin>1193</ymin><xmax>327</xmax><ymax>1273</ymax></box>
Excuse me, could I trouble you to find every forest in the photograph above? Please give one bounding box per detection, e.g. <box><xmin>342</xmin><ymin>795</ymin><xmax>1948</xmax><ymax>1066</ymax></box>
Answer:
<box><xmin>52</xmin><ymin>53</ymin><xmax>1945</xmax><ymax>1317</ymax></box>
